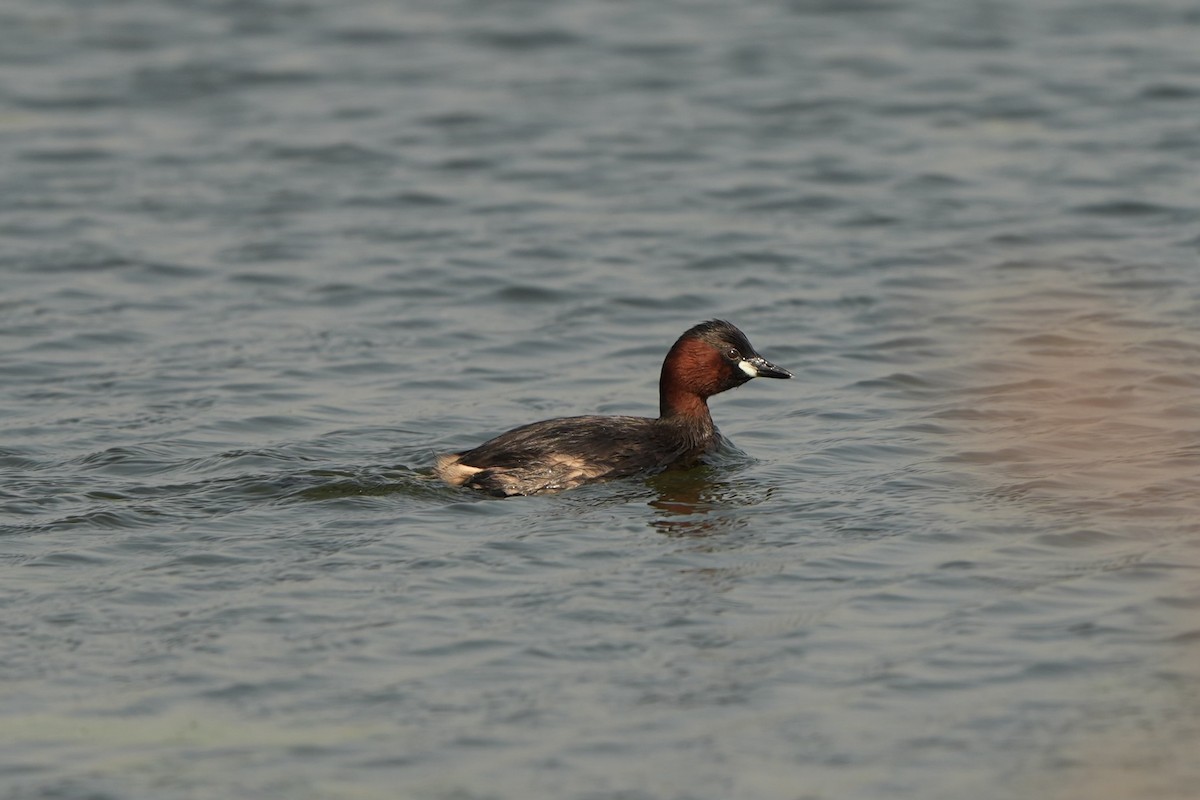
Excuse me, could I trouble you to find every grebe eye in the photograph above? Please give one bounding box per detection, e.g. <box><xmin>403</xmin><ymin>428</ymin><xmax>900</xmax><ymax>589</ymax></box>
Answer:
<box><xmin>726</xmin><ymin>348</ymin><xmax>740</xmax><ymax>360</ymax></box>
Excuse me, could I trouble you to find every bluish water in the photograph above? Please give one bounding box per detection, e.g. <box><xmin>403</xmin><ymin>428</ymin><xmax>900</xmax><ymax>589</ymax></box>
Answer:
<box><xmin>2</xmin><ymin>1</ymin><xmax>1199</xmax><ymax>798</ymax></box>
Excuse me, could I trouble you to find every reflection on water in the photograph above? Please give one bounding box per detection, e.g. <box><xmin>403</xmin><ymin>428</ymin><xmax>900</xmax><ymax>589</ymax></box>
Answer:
<box><xmin>942</xmin><ymin>264</ymin><xmax>1200</xmax><ymax>800</ymax></box>
<box><xmin>646</xmin><ymin>468</ymin><xmax>768</xmax><ymax>537</ymax></box>
<box><xmin>945</xmin><ymin>266</ymin><xmax>1200</xmax><ymax>533</ymax></box>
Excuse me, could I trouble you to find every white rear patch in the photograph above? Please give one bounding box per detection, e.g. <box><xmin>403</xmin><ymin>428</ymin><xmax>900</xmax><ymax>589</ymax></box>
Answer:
<box><xmin>738</xmin><ymin>360</ymin><xmax>758</xmax><ymax>377</ymax></box>
<box><xmin>435</xmin><ymin>454</ymin><xmax>483</xmax><ymax>486</ymax></box>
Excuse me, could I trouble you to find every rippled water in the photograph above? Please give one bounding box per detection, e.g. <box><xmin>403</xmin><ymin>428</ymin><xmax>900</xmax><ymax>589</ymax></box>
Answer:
<box><xmin>3</xmin><ymin>1</ymin><xmax>1199</xmax><ymax>798</ymax></box>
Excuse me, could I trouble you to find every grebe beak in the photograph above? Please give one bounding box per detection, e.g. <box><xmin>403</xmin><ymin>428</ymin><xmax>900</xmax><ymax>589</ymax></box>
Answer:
<box><xmin>740</xmin><ymin>356</ymin><xmax>792</xmax><ymax>379</ymax></box>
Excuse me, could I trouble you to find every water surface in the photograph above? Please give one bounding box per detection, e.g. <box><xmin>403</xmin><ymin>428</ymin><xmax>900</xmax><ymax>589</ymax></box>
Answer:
<box><xmin>2</xmin><ymin>1</ymin><xmax>1199</xmax><ymax>798</ymax></box>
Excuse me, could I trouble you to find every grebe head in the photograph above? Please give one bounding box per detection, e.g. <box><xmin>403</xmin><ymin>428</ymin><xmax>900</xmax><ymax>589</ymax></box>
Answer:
<box><xmin>659</xmin><ymin>320</ymin><xmax>791</xmax><ymax>418</ymax></box>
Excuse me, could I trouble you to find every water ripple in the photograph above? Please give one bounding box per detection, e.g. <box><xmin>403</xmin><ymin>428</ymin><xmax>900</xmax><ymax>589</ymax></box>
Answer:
<box><xmin>3</xmin><ymin>0</ymin><xmax>1200</xmax><ymax>797</ymax></box>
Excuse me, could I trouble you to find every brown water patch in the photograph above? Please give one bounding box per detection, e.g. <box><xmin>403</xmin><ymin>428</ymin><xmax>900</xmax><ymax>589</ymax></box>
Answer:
<box><xmin>943</xmin><ymin>265</ymin><xmax>1200</xmax><ymax>798</ymax></box>
<box><xmin>940</xmin><ymin>268</ymin><xmax>1200</xmax><ymax>532</ymax></box>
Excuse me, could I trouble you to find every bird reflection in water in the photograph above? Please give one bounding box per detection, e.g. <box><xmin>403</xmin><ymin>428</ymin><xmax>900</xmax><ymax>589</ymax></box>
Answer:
<box><xmin>644</xmin><ymin>468</ymin><xmax>769</xmax><ymax>537</ymax></box>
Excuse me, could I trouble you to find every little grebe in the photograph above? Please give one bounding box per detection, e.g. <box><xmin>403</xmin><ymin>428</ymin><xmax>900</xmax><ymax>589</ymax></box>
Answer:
<box><xmin>436</xmin><ymin>319</ymin><xmax>790</xmax><ymax>496</ymax></box>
